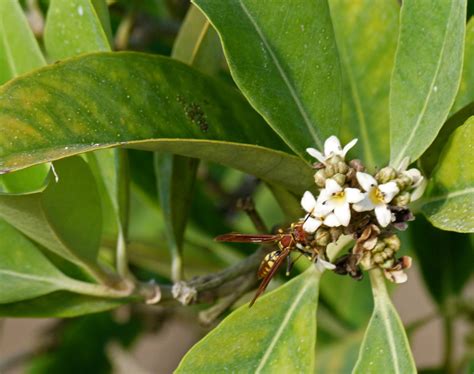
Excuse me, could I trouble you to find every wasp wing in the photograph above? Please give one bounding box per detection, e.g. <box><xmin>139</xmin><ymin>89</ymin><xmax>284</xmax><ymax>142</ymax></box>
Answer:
<box><xmin>214</xmin><ymin>233</ymin><xmax>278</xmax><ymax>243</ymax></box>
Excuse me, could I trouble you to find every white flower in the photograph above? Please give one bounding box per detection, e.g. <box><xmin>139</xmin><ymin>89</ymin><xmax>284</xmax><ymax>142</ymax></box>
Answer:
<box><xmin>315</xmin><ymin>257</ymin><xmax>336</xmax><ymax>272</ymax></box>
<box><xmin>353</xmin><ymin>172</ymin><xmax>400</xmax><ymax>227</ymax></box>
<box><xmin>306</xmin><ymin>135</ymin><xmax>358</xmax><ymax>164</ymax></box>
<box><xmin>318</xmin><ymin>179</ymin><xmax>364</xmax><ymax>226</ymax></box>
<box><xmin>397</xmin><ymin>157</ymin><xmax>424</xmax><ymax>188</ymax></box>
<box><xmin>300</xmin><ymin>191</ymin><xmax>340</xmax><ymax>232</ymax></box>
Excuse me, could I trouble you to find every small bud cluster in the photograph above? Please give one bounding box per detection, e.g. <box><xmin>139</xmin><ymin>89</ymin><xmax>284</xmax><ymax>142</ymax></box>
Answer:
<box><xmin>300</xmin><ymin>136</ymin><xmax>425</xmax><ymax>283</ymax></box>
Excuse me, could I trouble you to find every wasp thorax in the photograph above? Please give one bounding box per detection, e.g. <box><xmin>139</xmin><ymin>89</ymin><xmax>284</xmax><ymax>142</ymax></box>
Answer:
<box><xmin>375</xmin><ymin>166</ymin><xmax>397</xmax><ymax>184</ymax></box>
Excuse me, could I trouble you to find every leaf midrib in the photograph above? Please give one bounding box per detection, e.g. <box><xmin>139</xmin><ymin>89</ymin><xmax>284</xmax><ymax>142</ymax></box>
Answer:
<box><xmin>255</xmin><ymin>275</ymin><xmax>314</xmax><ymax>372</ymax></box>
<box><xmin>423</xmin><ymin>187</ymin><xmax>474</xmax><ymax>204</ymax></box>
<box><xmin>392</xmin><ymin>0</ymin><xmax>455</xmax><ymax>167</ymax></box>
<box><xmin>237</xmin><ymin>0</ymin><xmax>323</xmax><ymax>149</ymax></box>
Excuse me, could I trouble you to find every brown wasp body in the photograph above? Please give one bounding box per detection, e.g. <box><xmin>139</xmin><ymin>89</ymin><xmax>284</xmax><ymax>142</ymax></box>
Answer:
<box><xmin>215</xmin><ymin>222</ymin><xmax>314</xmax><ymax>306</ymax></box>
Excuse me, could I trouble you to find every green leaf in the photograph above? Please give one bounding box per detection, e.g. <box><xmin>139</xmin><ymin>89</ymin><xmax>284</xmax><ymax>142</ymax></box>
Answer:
<box><xmin>409</xmin><ymin>215</ymin><xmax>473</xmax><ymax>306</ymax></box>
<box><xmin>420</xmin><ymin>117</ymin><xmax>474</xmax><ymax>232</ymax></box>
<box><xmin>0</xmin><ymin>0</ymin><xmax>46</xmax><ymax>84</ymax></box>
<box><xmin>420</xmin><ymin>101</ymin><xmax>474</xmax><ymax>175</ymax></box>
<box><xmin>0</xmin><ymin>219</ymin><xmax>71</xmax><ymax>303</ymax></box>
<box><xmin>0</xmin><ymin>291</ymin><xmax>127</xmax><ymax>317</ymax></box>
<box><xmin>44</xmin><ymin>0</ymin><xmax>111</xmax><ymax>61</ymax></box>
<box><xmin>353</xmin><ymin>269</ymin><xmax>416</xmax><ymax>374</ymax></box>
<box><xmin>0</xmin><ymin>0</ymin><xmax>49</xmax><ymax>193</ymax></box>
<box><xmin>176</xmin><ymin>267</ymin><xmax>320</xmax><ymax>373</ymax></box>
<box><xmin>452</xmin><ymin>17</ymin><xmax>474</xmax><ymax>113</ymax></box>
<box><xmin>330</xmin><ymin>0</ymin><xmax>399</xmax><ymax>169</ymax></box>
<box><xmin>316</xmin><ymin>331</ymin><xmax>363</xmax><ymax>373</ymax></box>
<box><xmin>172</xmin><ymin>4</ymin><xmax>223</xmax><ymax>75</ymax></box>
<box><xmin>390</xmin><ymin>0</ymin><xmax>467</xmax><ymax>167</ymax></box>
<box><xmin>0</xmin><ymin>52</ymin><xmax>313</xmax><ymax>194</ymax></box>
<box><xmin>193</xmin><ymin>0</ymin><xmax>342</xmax><ymax>158</ymax></box>
<box><xmin>0</xmin><ymin>157</ymin><xmax>102</xmax><ymax>266</ymax></box>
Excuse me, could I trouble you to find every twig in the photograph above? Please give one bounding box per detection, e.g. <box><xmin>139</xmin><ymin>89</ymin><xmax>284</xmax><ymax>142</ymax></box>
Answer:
<box><xmin>236</xmin><ymin>196</ymin><xmax>268</xmax><ymax>233</ymax></box>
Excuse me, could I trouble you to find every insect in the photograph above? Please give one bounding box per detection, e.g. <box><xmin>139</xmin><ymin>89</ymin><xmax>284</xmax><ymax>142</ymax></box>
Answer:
<box><xmin>215</xmin><ymin>222</ymin><xmax>314</xmax><ymax>306</ymax></box>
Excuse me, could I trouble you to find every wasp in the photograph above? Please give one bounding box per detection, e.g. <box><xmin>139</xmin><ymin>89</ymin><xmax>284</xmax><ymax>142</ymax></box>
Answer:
<box><xmin>215</xmin><ymin>222</ymin><xmax>314</xmax><ymax>306</ymax></box>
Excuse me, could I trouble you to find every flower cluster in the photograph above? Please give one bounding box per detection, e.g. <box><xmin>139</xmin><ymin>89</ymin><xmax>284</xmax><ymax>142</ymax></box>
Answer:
<box><xmin>300</xmin><ymin>136</ymin><xmax>425</xmax><ymax>283</ymax></box>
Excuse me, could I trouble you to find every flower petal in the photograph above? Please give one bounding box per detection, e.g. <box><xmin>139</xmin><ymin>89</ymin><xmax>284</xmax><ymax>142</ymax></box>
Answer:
<box><xmin>324</xmin><ymin>135</ymin><xmax>342</xmax><ymax>156</ymax></box>
<box><xmin>375</xmin><ymin>205</ymin><xmax>392</xmax><ymax>227</ymax></box>
<box><xmin>405</xmin><ymin>168</ymin><xmax>422</xmax><ymax>186</ymax></box>
<box><xmin>352</xmin><ymin>194</ymin><xmax>375</xmax><ymax>212</ymax></box>
<box><xmin>301</xmin><ymin>191</ymin><xmax>317</xmax><ymax>213</ymax></box>
<box><xmin>356</xmin><ymin>172</ymin><xmax>377</xmax><ymax>191</ymax></box>
<box><xmin>303</xmin><ymin>215</ymin><xmax>322</xmax><ymax>233</ymax></box>
<box><xmin>314</xmin><ymin>202</ymin><xmax>333</xmax><ymax>216</ymax></box>
<box><xmin>323</xmin><ymin>213</ymin><xmax>341</xmax><ymax>227</ymax></box>
<box><xmin>342</xmin><ymin>138</ymin><xmax>358</xmax><ymax>157</ymax></box>
<box><xmin>325</xmin><ymin>178</ymin><xmax>342</xmax><ymax>194</ymax></box>
<box><xmin>344</xmin><ymin>187</ymin><xmax>364</xmax><ymax>203</ymax></box>
<box><xmin>315</xmin><ymin>258</ymin><xmax>336</xmax><ymax>272</ymax></box>
<box><xmin>384</xmin><ymin>269</ymin><xmax>408</xmax><ymax>283</ymax></box>
<box><xmin>379</xmin><ymin>181</ymin><xmax>399</xmax><ymax>203</ymax></box>
<box><xmin>334</xmin><ymin>203</ymin><xmax>351</xmax><ymax>226</ymax></box>
<box><xmin>306</xmin><ymin>147</ymin><xmax>326</xmax><ymax>163</ymax></box>
<box><xmin>410</xmin><ymin>178</ymin><xmax>427</xmax><ymax>202</ymax></box>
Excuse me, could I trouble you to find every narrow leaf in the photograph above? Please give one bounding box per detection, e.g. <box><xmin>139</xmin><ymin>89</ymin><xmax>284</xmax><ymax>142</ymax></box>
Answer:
<box><xmin>452</xmin><ymin>17</ymin><xmax>474</xmax><ymax>113</ymax></box>
<box><xmin>44</xmin><ymin>0</ymin><xmax>111</xmax><ymax>60</ymax></box>
<box><xmin>176</xmin><ymin>267</ymin><xmax>320</xmax><ymax>373</ymax></box>
<box><xmin>316</xmin><ymin>331</ymin><xmax>363</xmax><ymax>373</ymax></box>
<box><xmin>193</xmin><ymin>0</ymin><xmax>342</xmax><ymax>158</ymax></box>
<box><xmin>0</xmin><ymin>157</ymin><xmax>102</xmax><ymax>266</ymax></box>
<box><xmin>353</xmin><ymin>269</ymin><xmax>416</xmax><ymax>374</ymax></box>
<box><xmin>330</xmin><ymin>0</ymin><xmax>399</xmax><ymax>169</ymax></box>
<box><xmin>0</xmin><ymin>53</ymin><xmax>313</xmax><ymax>194</ymax></box>
<box><xmin>390</xmin><ymin>0</ymin><xmax>466</xmax><ymax>166</ymax></box>
<box><xmin>420</xmin><ymin>117</ymin><xmax>474</xmax><ymax>232</ymax></box>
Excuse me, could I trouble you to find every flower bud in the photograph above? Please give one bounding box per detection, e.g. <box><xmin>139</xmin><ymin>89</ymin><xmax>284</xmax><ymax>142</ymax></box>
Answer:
<box><xmin>329</xmin><ymin>227</ymin><xmax>343</xmax><ymax>242</ymax></box>
<box><xmin>315</xmin><ymin>227</ymin><xmax>331</xmax><ymax>247</ymax></box>
<box><xmin>395</xmin><ymin>174</ymin><xmax>412</xmax><ymax>190</ymax></box>
<box><xmin>336</xmin><ymin>161</ymin><xmax>349</xmax><ymax>174</ymax></box>
<box><xmin>325</xmin><ymin>164</ymin><xmax>336</xmax><ymax>177</ymax></box>
<box><xmin>392</xmin><ymin>191</ymin><xmax>410</xmax><ymax>207</ymax></box>
<box><xmin>332</xmin><ymin>173</ymin><xmax>346</xmax><ymax>186</ymax></box>
<box><xmin>383</xmin><ymin>235</ymin><xmax>400</xmax><ymax>251</ymax></box>
<box><xmin>314</xmin><ymin>170</ymin><xmax>327</xmax><ymax>187</ymax></box>
<box><xmin>375</xmin><ymin>167</ymin><xmax>397</xmax><ymax>184</ymax></box>
<box><xmin>349</xmin><ymin>159</ymin><xmax>365</xmax><ymax>172</ymax></box>
<box><xmin>373</xmin><ymin>241</ymin><xmax>386</xmax><ymax>253</ymax></box>
<box><xmin>381</xmin><ymin>258</ymin><xmax>395</xmax><ymax>269</ymax></box>
<box><xmin>359</xmin><ymin>252</ymin><xmax>373</xmax><ymax>270</ymax></box>
<box><xmin>326</xmin><ymin>154</ymin><xmax>344</xmax><ymax>166</ymax></box>
<box><xmin>373</xmin><ymin>253</ymin><xmax>384</xmax><ymax>264</ymax></box>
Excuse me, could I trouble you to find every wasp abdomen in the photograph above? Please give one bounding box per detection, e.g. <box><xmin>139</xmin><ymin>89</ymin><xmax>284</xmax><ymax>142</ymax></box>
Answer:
<box><xmin>258</xmin><ymin>250</ymin><xmax>281</xmax><ymax>279</ymax></box>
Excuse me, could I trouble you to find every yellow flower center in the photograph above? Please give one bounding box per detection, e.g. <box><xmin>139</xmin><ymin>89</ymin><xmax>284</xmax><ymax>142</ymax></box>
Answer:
<box><xmin>331</xmin><ymin>191</ymin><xmax>345</xmax><ymax>203</ymax></box>
<box><xmin>369</xmin><ymin>187</ymin><xmax>384</xmax><ymax>205</ymax></box>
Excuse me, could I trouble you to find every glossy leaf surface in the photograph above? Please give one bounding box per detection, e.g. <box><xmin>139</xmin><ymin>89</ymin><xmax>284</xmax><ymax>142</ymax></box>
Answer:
<box><xmin>420</xmin><ymin>117</ymin><xmax>474</xmax><ymax>232</ymax></box>
<box><xmin>390</xmin><ymin>0</ymin><xmax>466</xmax><ymax>167</ymax></box>
<box><xmin>0</xmin><ymin>52</ymin><xmax>314</xmax><ymax>194</ymax></box>
<box><xmin>176</xmin><ymin>267</ymin><xmax>320</xmax><ymax>373</ymax></box>
<box><xmin>452</xmin><ymin>17</ymin><xmax>474</xmax><ymax>113</ymax></box>
<box><xmin>315</xmin><ymin>331</ymin><xmax>362</xmax><ymax>373</ymax></box>
<box><xmin>353</xmin><ymin>270</ymin><xmax>416</xmax><ymax>374</ymax></box>
<box><xmin>0</xmin><ymin>157</ymin><xmax>102</xmax><ymax>265</ymax></box>
<box><xmin>194</xmin><ymin>0</ymin><xmax>342</xmax><ymax>158</ymax></box>
<box><xmin>330</xmin><ymin>0</ymin><xmax>398</xmax><ymax>169</ymax></box>
<box><xmin>44</xmin><ymin>0</ymin><xmax>111</xmax><ymax>61</ymax></box>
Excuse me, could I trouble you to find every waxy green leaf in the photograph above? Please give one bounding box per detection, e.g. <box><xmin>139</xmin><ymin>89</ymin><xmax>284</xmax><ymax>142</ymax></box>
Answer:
<box><xmin>193</xmin><ymin>0</ymin><xmax>342</xmax><ymax>158</ymax></box>
<box><xmin>0</xmin><ymin>291</ymin><xmax>127</xmax><ymax>317</ymax></box>
<box><xmin>0</xmin><ymin>0</ymin><xmax>46</xmax><ymax>84</ymax></box>
<box><xmin>0</xmin><ymin>219</ymin><xmax>71</xmax><ymax>303</ymax></box>
<box><xmin>316</xmin><ymin>331</ymin><xmax>362</xmax><ymax>373</ymax></box>
<box><xmin>353</xmin><ymin>270</ymin><xmax>416</xmax><ymax>374</ymax></box>
<box><xmin>0</xmin><ymin>157</ymin><xmax>102</xmax><ymax>266</ymax></box>
<box><xmin>452</xmin><ymin>17</ymin><xmax>474</xmax><ymax>113</ymax></box>
<box><xmin>420</xmin><ymin>117</ymin><xmax>474</xmax><ymax>233</ymax></box>
<box><xmin>0</xmin><ymin>0</ymin><xmax>50</xmax><ymax>193</ymax></box>
<box><xmin>330</xmin><ymin>0</ymin><xmax>398</xmax><ymax>169</ymax></box>
<box><xmin>410</xmin><ymin>215</ymin><xmax>473</xmax><ymax>306</ymax></box>
<box><xmin>390</xmin><ymin>0</ymin><xmax>466</xmax><ymax>167</ymax></box>
<box><xmin>176</xmin><ymin>267</ymin><xmax>320</xmax><ymax>373</ymax></box>
<box><xmin>0</xmin><ymin>52</ymin><xmax>314</xmax><ymax>194</ymax></box>
<box><xmin>45</xmin><ymin>0</ymin><xmax>111</xmax><ymax>61</ymax></box>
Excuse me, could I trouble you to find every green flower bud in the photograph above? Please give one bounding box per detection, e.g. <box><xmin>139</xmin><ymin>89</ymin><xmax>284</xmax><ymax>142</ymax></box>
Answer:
<box><xmin>326</xmin><ymin>154</ymin><xmax>344</xmax><ymax>166</ymax></box>
<box><xmin>325</xmin><ymin>165</ymin><xmax>336</xmax><ymax>177</ymax></box>
<box><xmin>383</xmin><ymin>235</ymin><xmax>400</xmax><ymax>251</ymax></box>
<box><xmin>392</xmin><ymin>192</ymin><xmax>411</xmax><ymax>207</ymax></box>
<box><xmin>381</xmin><ymin>258</ymin><xmax>395</xmax><ymax>269</ymax></box>
<box><xmin>315</xmin><ymin>227</ymin><xmax>331</xmax><ymax>247</ymax></box>
<box><xmin>395</xmin><ymin>174</ymin><xmax>412</xmax><ymax>190</ymax></box>
<box><xmin>359</xmin><ymin>252</ymin><xmax>373</xmax><ymax>270</ymax></box>
<box><xmin>373</xmin><ymin>253</ymin><xmax>385</xmax><ymax>264</ymax></box>
<box><xmin>373</xmin><ymin>241</ymin><xmax>386</xmax><ymax>253</ymax></box>
<box><xmin>375</xmin><ymin>167</ymin><xmax>397</xmax><ymax>184</ymax></box>
<box><xmin>314</xmin><ymin>169</ymin><xmax>326</xmax><ymax>187</ymax></box>
<box><xmin>336</xmin><ymin>161</ymin><xmax>349</xmax><ymax>174</ymax></box>
<box><xmin>332</xmin><ymin>173</ymin><xmax>346</xmax><ymax>186</ymax></box>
